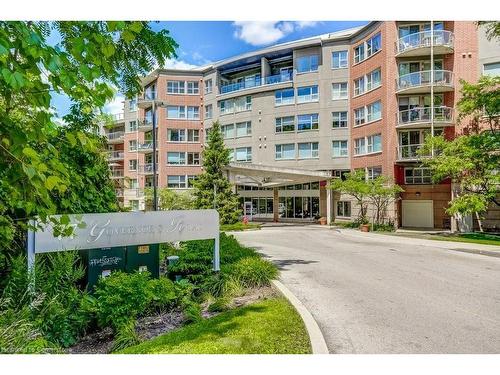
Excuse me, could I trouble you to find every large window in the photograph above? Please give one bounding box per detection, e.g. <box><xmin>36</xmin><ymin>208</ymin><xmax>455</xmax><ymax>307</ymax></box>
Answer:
<box><xmin>332</xmin><ymin>111</ymin><xmax>348</xmax><ymax>128</ymax></box>
<box><xmin>354</xmin><ymin>138</ymin><xmax>366</xmax><ymax>155</ymax></box>
<box><xmin>220</xmin><ymin>96</ymin><xmax>251</xmax><ymax>114</ymax></box>
<box><xmin>337</xmin><ymin>201</ymin><xmax>351</xmax><ymax>218</ymax></box>
<box><xmin>187</xmin><ymin>81</ymin><xmax>199</xmax><ymax>94</ymax></box>
<box><xmin>275</xmin><ymin>88</ymin><xmax>295</xmax><ymax>105</ymax></box>
<box><xmin>405</xmin><ymin>167</ymin><xmax>432</xmax><ymax>184</ymax></box>
<box><xmin>127</xmin><ymin>120</ymin><xmax>137</xmax><ymax>132</ymax></box>
<box><xmin>167</xmin><ymin>152</ymin><xmax>186</xmax><ymax>165</ymax></box>
<box><xmin>275</xmin><ymin>144</ymin><xmax>295</xmax><ymax>160</ymax></box>
<box><xmin>354</xmin><ymin>68</ymin><xmax>381</xmax><ymax>96</ymax></box>
<box><xmin>297</xmin><ymin>85</ymin><xmax>319</xmax><ymax>103</ymax></box>
<box><xmin>296</xmin><ymin>54</ymin><xmax>319</xmax><ymax>73</ymax></box>
<box><xmin>367</xmin><ymin>166</ymin><xmax>382</xmax><ymax>180</ymax></box>
<box><xmin>483</xmin><ymin>62</ymin><xmax>500</xmax><ymax>77</ymax></box>
<box><xmin>354</xmin><ymin>107</ymin><xmax>365</xmax><ymax>126</ymax></box>
<box><xmin>332</xmin><ymin>50</ymin><xmax>348</xmax><ymax>69</ymax></box>
<box><xmin>167</xmin><ymin>175</ymin><xmax>187</xmax><ymax>188</ymax></box>
<box><xmin>187</xmin><ymin>152</ymin><xmax>200</xmax><ymax>165</ymax></box>
<box><xmin>187</xmin><ymin>129</ymin><xmax>199</xmax><ymax>142</ymax></box>
<box><xmin>367</xmin><ymin>100</ymin><xmax>382</xmax><ymax>122</ymax></box>
<box><xmin>354</xmin><ymin>44</ymin><xmax>365</xmax><ymax>64</ymax></box>
<box><xmin>236</xmin><ymin>121</ymin><xmax>252</xmax><ymax>137</ymax></box>
<box><xmin>187</xmin><ymin>106</ymin><xmax>200</xmax><ymax>119</ymax></box>
<box><xmin>276</xmin><ymin>116</ymin><xmax>295</xmax><ymax>133</ymax></box>
<box><xmin>167</xmin><ymin>129</ymin><xmax>186</xmax><ymax>142</ymax></box>
<box><xmin>204</xmin><ymin>79</ymin><xmax>213</xmax><ymax>94</ymax></box>
<box><xmin>167</xmin><ymin>80</ymin><xmax>185</xmax><ymax>94</ymax></box>
<box><xmin>167</xmin><ymin>106</ymin><xmax>186</xmax><ymax>119</ymax></box>
<box><xmin>221</xmin><ymin>124</ymin><xmax>235</xmax><ymax>139</ymax></box>
<box><xmin>235</xmin><ymin>147</ymin><xmax>252</xmax><ymax>162</ymax></box>
<box><xmin>332</xmin><ymin>140</ymin><xmax>348</xmax><ymax>157</ymax></box>
<box><xmin>205</xmin><ymin>104</ymin><xmax>213</xmax><ymax>119</ymax></box>
<box><xmin>354</xmin><ymin>32</ymin><xmax>382</xmax><ymax>63</ymax></box>
<box><xmin>129</xmin><ymin>98</ymin><xmax>137</xmax><ymax>111</ymax></box>
<box><xmin>354</xmin><ymin>76</ymin><xmax>365</xmax><ymax>96</ymax></box>
<box><xmin>129</xmin><ymin>140</ymin><xmax>138</xmax><ymax>151</ymax></box>
<box><xmin>298</xmin><ymin>142</ymin><xmax>319</xmax><ymax>159</ymax></box>
<box><xmin>128</xmin><ymin>159</ymin><xmax>137</xmax><ymax>171</ymax></box>
<box><xmin>367</xmin><ymin>134</ymin><xmax>382</xmax><ymax>153</ymax></box>
<box><xmin>332</xmin><ymin>82</ymin><xmax>348</xmax><ymax>99</ymax></box>
<box><xmin>297</xmin><ymin>114</ymin><xmax>319</xmax><ymax>131</ymax></box>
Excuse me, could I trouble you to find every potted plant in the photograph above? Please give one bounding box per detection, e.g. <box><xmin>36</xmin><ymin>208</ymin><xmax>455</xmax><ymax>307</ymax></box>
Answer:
<box><xmin>318</xmin><ymin>217</ymin><xmax>327</xmax><ymax>225</ymax></box>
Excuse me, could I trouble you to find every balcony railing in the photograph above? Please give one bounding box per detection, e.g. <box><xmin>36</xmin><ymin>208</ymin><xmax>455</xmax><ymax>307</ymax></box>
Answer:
<box><xmin>396</xmin><ymin>144</ymin><xmax>430</xmax><ymax>161</ymax></box>
<box><xmin>220</xmin><ymin>71</ymin><xmax>293</xmax><ymax>94</ymax></box>
<box><xmin>116</xmin><ymin>188</ymin><xmax>124</xmax><ymax>197</ymax></box>
<box><xmin>112</xmin><ymin>113</ymin><xmax>125</xmax><ymax>122</ymax></box>
<box><xmin>138</xmin><ymin>118</ymin><xmax>154</xmax><ymax>131</ymax></box>
<box><xmin>110</xmin><ymin>169</ymin><xmax>124</xmax><ymax>178</ymax></box>
<box><xmin>138</xmin><ymin>91</ymin><xmax>157</xmax><ymax>101</ymax></box>
<box><xmin>396</xmin><ymin>70</ymin><xmax>453</xmax><ymax>92</ymax></box>
<box><xmin>397</xmin><ymin>106</ymin><xmax>453</xmax><ymax>126</ymax></box>
<box><xmin>137</xmin><ymin>142</ymin><xmax>153</xmax><ymax>152</ymax></box>
<box><xmin>138</xmin><ymin>163</ymin><xmax>155</xmax><ymax>174</ymax></box>
<box><xmin>107</xmin><ymin>151</ymin><xmax>124</xmax><ymax>160</ymax></box>
<box><xmin>396</xmin><ymin>30</ymin><xmax>454</xmax><ymax>55</ymax></box>
<box><xmin>106</xmin><ymin>131</ymin><xmax>124</xmax><ymax>141</ymax></box>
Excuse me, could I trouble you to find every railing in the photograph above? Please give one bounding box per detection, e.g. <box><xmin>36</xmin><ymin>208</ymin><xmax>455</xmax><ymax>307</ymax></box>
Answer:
<box><xmin>110</xmin><ymin>169</ymin><xmax>124</xmax><ymax>178</ymax></box>
<box><xmin>112</xmin><ymin>113</ymin><xmax>125</xmax><ymax>122</ymax></box>
<box><xmin>397</xmin><ymin>70</ymin><xmax>453</xmax><ymax>91</ymax></box>
<box><xmin>137</xmin><ymin>142</ymin><xmax>153</xmax><ymax>152</ymax></box>
<box><xmin>107</xmin><ymin>151</ymin><xmax>124</xmax><ymax>160</ymax></box>
<box><xmin>396</xmin><ymin>144</ymin><xmax>430</xmax><ymax>160</ymax></box>
<box><xmin>106</xmin><ymin>131</ymin><xmax>124</xmax><ymax>141</ymax></box>
<box><xmin>135</xmin><ymin>188</ymin><xmax>145</xmax><ymax>198</ymax></box>
<box><xmin>137</xmin><ymin>91</ymin><xmax>157</xmax><ymax>101</ymax></box>
<box><xmin>396</xmin><ymin>30</ymin><xmax>454</xmax><ymax>55</ymax></box>
<box><xmin>116</xmin><ymin>188</ymin><xmax>124</xmax><ymax>197</ymax></box>
<box><xmin>138</xmin><ymin>118</ymin><xmax>154</xmax><ymax>130</ymax></box>
<box><xmin>398</xmin><ymin>106</ymin><xmax>453</xmax><ymax>126</ymax></box>
<box><xmin>220</xmin><ymin>72</ymin><xmax>293</xmax><ymax>94</ymax></box>
<box><xmin>138</xmin><ymin>163</ymin><xmax>154</xmax><ymax>174</ymax></box>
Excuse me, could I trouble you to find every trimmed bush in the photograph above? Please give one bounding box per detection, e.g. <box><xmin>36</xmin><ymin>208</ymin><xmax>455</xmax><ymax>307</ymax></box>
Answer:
<box><xmin>148</xmin><ymin>277</ymin><xmax>178</xmax><ymax>313</ymax></box>
<box><xmin>111</xmin><ymin>320</ymin><xmax>141</xmax><ymax>352</ymax></box>
<box><xmin>230</xmin><ymin>258</ymin><xmax>278</xmax><ymax>288</ymax></box>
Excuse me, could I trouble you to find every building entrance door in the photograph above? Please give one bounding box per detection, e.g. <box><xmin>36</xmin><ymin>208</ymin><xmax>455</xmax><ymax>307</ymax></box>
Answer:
<box><xmin>244</xmin><ymin>201</ymin><xmax>253</xmax><ymax>221</ymax></box>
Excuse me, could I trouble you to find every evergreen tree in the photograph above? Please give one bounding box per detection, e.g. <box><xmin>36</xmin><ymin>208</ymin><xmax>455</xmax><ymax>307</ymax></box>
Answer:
<box><xmin>193</xmin><ymin>121</ymin><xmax>241</xmax><ymax>224</ymax></box>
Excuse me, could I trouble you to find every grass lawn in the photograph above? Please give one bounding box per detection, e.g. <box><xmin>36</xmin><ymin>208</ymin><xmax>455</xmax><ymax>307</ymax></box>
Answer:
<box><xmin>220</xmin><ymin>222</ymin><xmax>261</xmax><ymax>232</ymax></box>
<box><xmin>118</xmin><ymin>297</ymin><xmax>311</xmax><ymax>354</ymax></box>
<box><xmin>427</xmin><ymin>233</ymin><xmax>500</xmax><ymax>246</ymax></box>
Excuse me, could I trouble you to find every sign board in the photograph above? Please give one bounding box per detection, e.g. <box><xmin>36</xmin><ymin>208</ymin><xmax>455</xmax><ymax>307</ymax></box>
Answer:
<box><xmin>27</xmin><ymin>210</ymin><xmax>220</xmax><ymax>277</ymax></box>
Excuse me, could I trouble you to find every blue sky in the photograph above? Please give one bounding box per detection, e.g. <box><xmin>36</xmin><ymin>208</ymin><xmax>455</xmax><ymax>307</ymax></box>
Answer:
<box><xmin>52</xmin><ymin>21</ymin><xmax>368</xmax><ymax>117</ymax></box>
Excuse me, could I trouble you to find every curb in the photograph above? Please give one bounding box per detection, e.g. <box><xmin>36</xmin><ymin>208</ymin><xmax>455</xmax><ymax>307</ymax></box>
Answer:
<box><xmin>271</xmin><ymin>280</ymin><xmax>329</xmax><ymax>354</ymax></box>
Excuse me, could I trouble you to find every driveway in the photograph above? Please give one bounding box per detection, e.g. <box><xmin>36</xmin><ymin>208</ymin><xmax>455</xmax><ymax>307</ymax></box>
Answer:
<box><xmin>231</xmin><ymin>226</ymin><xmax>500</xmax><ymax>354</ymax></box>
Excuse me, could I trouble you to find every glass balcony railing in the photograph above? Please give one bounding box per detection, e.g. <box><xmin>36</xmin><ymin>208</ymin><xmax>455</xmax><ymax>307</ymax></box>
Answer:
<box><xmin>138</xmin><ymin>118</ymin><xmax>154</xmax><ymax>131</ymax></box>
<box><xmin>110</xmin><ymin>169</ymin><xmax>124</xmax><ymax>178</ymax></box>
<box><xmin>397</xmin><ymin>70</ymin><xmax>453</xmax><ymax>92</ymax></box>
<box><xmin>137</xmin><ymin>142</ymin><xmax>153</xmax><ymax>152</ymax></box>
<box><xmin>116</xmin><ymin>188</ymin><xmax>124</xmax><ymax>197</ymax></box>
<box><xmin>107</xmin><ymin>151</ymin><xmax>124</xmax><ymax>160</ymax></box>
<box><xmin>106</xmin><ymin>131</ymin><xmax>124</xmax><ymax>141</ymax></box>
<box><xmin>137</xmin><ymin>91</ymin><xmax>157</xmax><ymax>102</ymax></box>
<box><xmin>396</xmin><ymin>144</ymin><xmax>430</xmax><ymax>160</ymax></box>
<box><xmin>398</xmin><ymin>106</ymin><xmax>453</xmax><ymax>126</ymax></box>
<box><xmin>396</xmin><ymin>30</ymin><xmax>454</xmax><ymax>55</ymax></box>
<box><xmin>112</xmin><ymin>113</ymin><xmax>125</xmax><ymax>122</ymax></box>
<box><xmin>220</xmin><ymin>72</ymin><xmax>293</xmax><ymax>94</ymax></box>
<box><xmin>138</xmin><ymin>163</ymin><xmax>155</xmax><ymax>174</ymax></box>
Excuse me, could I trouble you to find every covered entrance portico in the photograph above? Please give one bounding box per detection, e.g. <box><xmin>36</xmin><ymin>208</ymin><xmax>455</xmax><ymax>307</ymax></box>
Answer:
<box><xmin>225</xmin><ymin>163</ymin><xmax>334</xmax><ymax>224</ymax></box>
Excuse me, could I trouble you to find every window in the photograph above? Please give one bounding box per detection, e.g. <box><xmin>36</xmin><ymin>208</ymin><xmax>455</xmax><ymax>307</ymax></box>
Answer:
<box><xmin>129</xmin><ymin>140</ymin><xmax>138</xmax><ymax>151</ymax></box>
<box><xmin>483</xmin><ymin>62</ymin><xmax>500</xmax><ymax>77</ymax></box>
<box><xmin>275</xmin><ymin>88</ymin><xmax>295</xmax><ymax>105</ymax></box>
<box><xmin>275</xmin><ymin>116</ymin><xmax>295</xmax><ymax>133</ymax></box>
<box><xmin>235</xmin><ymin>147</ymin><xmax>252</xmax><ymax>162</ymax></box>
<box><xmin>187</xmin><ymin>81</ymin><xmax>199</xmax><ymax>94</ymax></box>
<box><xmin>187</xmin><ymin>175</ymin><xmax>197</xmax><ymax>187</ymax></box>
<box><xmin>187</xmin><ymin>129</ymin><xmax>199</xmax><ymax>142</ymax></box>
<box><xmin>167</xmin><ymin>129</ymin><xmax>186</xmax><ymax>142</ymax></box>
<box><xmin>205</xmin><ymin>104</ymin><xmax>213</xmax><ymax>119</ymax></box>
<box><xmin>204</xmin><ymin>79</ymin><xmax>213</xmax><ymax>94</ymax></box>
<box><xmin>405</xmin><ymin>167</ymin><xmax>432</xmax><ymax>184</ymax></box>
<box><xmin>367</xmin><ymin>134</ymin><xmax>382</xmax><ymax>153</ymax></box>
<box><xmin>220</xmin><ymin>96</ymin><xmax>251</xmax><ymax>114</ymax></box>
<box><xmin>332</xmin><ymin>140</ymin><xmax>348</xmax><ymax>157</ymax></box>
<box><xmin>298</xmin><ymin>142</ymin><xmax>319</xmax><ymax>159</ymax></box>
<box><xmin>221</xmin><ymin>124</ymin><xmax>235</xmax><ymax>139</ymax></box>
<box><xmin>129</xmin><ymin>159</ymin><xmax>138</xmax><ymax>171</ymax></box>
<box><xmin>129</xmin><ymin>178</ymin><xmax>138</xmax><ymax>189</ymax></box>
<box><xmin>167</xmin><ymin>175</ymin><xmax>186</xmax><ymax>188</ymax></box>
<box><xmin>297</xmin><ymin>85</ymin><xmax>319</xmax><ymax>103</ymax></box>
<box><xmin>332</xmin><ymin>82</ymin><xmax>348</xmax><ymax>99</ymax></box>
<box><xmin>337</xmin><ymin>201</ymin><xmax>351</xmax><ymax>218</ymax></box>
<box><xmin>354</xmin><ymin>44</ymin><xmax>365</xmax><ymax>64</ymax></box>
<box><xmin>187</xmin><ymin>152</ymin><xmax>200</xmax><ymax>165</ymax></box>
<box><xmin>367</xmin><ymin>100</ymin><xmax>382</xmax><ymax>122</ymax></box>
<box><xmin>127</xmin><ymin>120</ymin><xmax>137</xmax><ymax>132</ymax></box>
<box><xmin>332</xmin><ymin>50</ymin><xmax>348</xmax><ymax>69</ymax></box>
<box><xmin>366</xmin><ymin>33</ymin><xmax>381</xmax><ymax>57</ymax></box>
<box><xmin>367</xmin><ymin>68</ymin><xmax>381</xmax><ymax>91</ymax></box>
<box><xmin>354</xmin><ymin>76</ymin><xmax>365</xmax><ymax>96</ymax></box>
<box><xmin>187</xmin><ymin>106</ymin><xmax>200</xmax><ymax>119</ymax></box>
<box><xmin>167</xmin><ymin>152</ymin><xmax>186</xmax><ymax>165</ymax></box>
<box><xmin>167</xmin><ymin>80</ymin><xmax>185</xmax><ymax>94</ymax></box>
<box><xmin>129</xmin><ymin>98</ymin><xmax>137</xmax><ymax>111</ymax></box>
<box><xmin>333</xmin><ymin>170</ymin><xmax>350</xmax><ymax>180</ymax></box>
<box><xmin>297</xmin><ymin>114</ymin><xmax>319</xmax><ymax>131</ymax></box>
<box><xmin>236</xmin><ymin>121</ymin><xmax>251</xmax><ymax>137</ymax></box>
<box><xmin>275</xmin><ymin>144</ymin><xmax>295</xmax><ymax>160</ymax></box>
<box><xmin>354</xmin><ymin>138</ymin><xmax>366</xmax><ymax>155</ymax></box>
<box><xmin>296</xmin><ymin>54</ymin><xmax>319</xmax><ymax>73</ymax></box>
<box><xmin>332</xmin><ymin>112</ymin><xmax>348</xmax><ymax>128</ymax></box>
<box><xmin>367</xmin><ymin>166</ymin><xmax>382</xmax><ymax>180</ymax></box>
<box><xmin>167</xmin><ymin>106</ymin><xmax>186</xmax><ymax>119</ymax></box>
<box><xmin>354</xmin><ymin>107</ymin><xmax>365</xmax><ymax>126</ymax></box>
<box><xmin>219</xmin><ymin>99</ymin><xmax>233</xmax><ymax>115</ymax></box>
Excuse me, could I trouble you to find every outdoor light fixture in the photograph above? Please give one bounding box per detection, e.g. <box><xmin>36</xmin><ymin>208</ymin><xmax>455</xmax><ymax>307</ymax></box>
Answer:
<box><xmin>416</xmin><ymin>192</ymin><xmax>421</xmax><ymax>197</ymax></box>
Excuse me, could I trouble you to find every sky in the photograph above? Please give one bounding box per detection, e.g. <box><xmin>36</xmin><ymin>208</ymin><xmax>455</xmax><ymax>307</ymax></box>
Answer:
<box><xmin>51</xmin><ymin>21</ymin><xmax>368</xmax><ymax>117</ymax></box>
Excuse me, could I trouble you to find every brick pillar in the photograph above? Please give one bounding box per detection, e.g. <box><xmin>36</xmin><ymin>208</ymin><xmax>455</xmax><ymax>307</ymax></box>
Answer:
<box><xmin>273</xmin><ymin>187</ymin><xmax>279</xmax><ymax>222</ymax></box>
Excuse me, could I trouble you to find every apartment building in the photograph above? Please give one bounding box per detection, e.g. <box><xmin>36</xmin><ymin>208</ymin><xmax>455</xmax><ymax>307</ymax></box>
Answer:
<box><xmin>104</xmin><ymin>21</ymin><xmax>499</xmax><ymax>229</ymax></box>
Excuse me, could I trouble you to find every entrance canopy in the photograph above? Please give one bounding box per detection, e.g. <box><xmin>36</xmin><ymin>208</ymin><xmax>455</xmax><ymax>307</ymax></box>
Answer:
<box><xmin>226</xmin><ymin>162</ymin><xmax>332</xmax><ymax>187</ymax></box>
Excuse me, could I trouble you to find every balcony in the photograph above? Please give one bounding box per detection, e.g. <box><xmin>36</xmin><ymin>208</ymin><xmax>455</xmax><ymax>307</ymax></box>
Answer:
<box><xmin>107</xmin><ymin>151</ymin><xmax>124</xmax><ymax>161</ymax></box>
<box><xmin>112</xmin><ymin>113</ymin><xmax>125</xmax><ymax>123</ymax></box>
<box><xmin>137</xmin><ymin>142</ymin><xmax>153</xmax><ymax>153</ymax></box>
<box><xmin>396</xmin><ymin>144</ymin><xmax>431</xmax><ymax>162</ymax></box>
<box><xmin>138</xmin><ymin>163</ymin><xmax>155</xmax><ymax>175</ymax></box>
<box><xmin>397</xmin><ymin>106</ymin><xmax>454</xmax><ymax>128</ymax></box>
<box><xmin>395</xmin><ymin>30</ymin><xmax>454</xmax><ymax>57</ymax></box>
<box><xmin>137</xmin><ymin>91</ymin><xmax>157</xmax><ymax>109</ymax></box>
<box><xmin>116</xmin><ymin>188</ymin><xmax>124</xmax><ymax>198</ymax></box>
<box><xmin>396</xmin><ymin>70</ymin><xmax>454</xmax><ymax>94</ymax></box>
<box><xmin>106</xmin><ymin>131</ymin><xmax>124</xmax><ymax>144</ymax></box>
<box><xmin>219</xmin><ymin>72</ymin><xmax>293</xmax><ymax>95</ymax></box>
<box><xmin>110</xmin><ymin>169</ymin><xmax>124</xmax><ymax>179</ymax></box>
<box><xmin>138</xmin><ymin>118</ymin><xmax>154</xmax><ymax>132</ymax></box>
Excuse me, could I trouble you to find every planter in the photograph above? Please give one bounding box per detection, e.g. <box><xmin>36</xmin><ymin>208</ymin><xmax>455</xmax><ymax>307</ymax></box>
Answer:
<box><xmin>360</xmin><ymin>224</ymin><xmax>370</xmax><ymax>232</ymax></box>
<box><xmin>319</xmin><ymin>217</ymin><xmax>327</xmax><ymax>225</ymax></box>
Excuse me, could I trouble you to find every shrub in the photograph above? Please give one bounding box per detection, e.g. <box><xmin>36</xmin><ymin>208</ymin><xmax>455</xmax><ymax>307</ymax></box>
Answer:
<box><xmin>148</xmin><ymin>277</ymin><xmax>177</xmax><ymax>313</ymax></box>
<box><xmin>207</xmin><ymin>296</ymin><xmax>231</xmax><ymax>313</ymax></box>
<box><xmin>230</xmin><ymin>257</ymin><xmax>278</xmax><ymax>288</ymax></box>
<box><xmin>183</xmin><ymin>302</ymin><xmax>202</xmax><ymax>324</ymax></box>
<box><xmin>93</xmin><ymin>271</ymin><xmax>153</xmax><ymax>331</ymax></box>
<box><xmin>111</xmin><ymin>320</ymin><xmax>141</xmax><ymax>352</ymax></box>
<box><xmin>371</xmin><ymin>222</ymin><xmax>396</xmax><ymax>232</ymax></box>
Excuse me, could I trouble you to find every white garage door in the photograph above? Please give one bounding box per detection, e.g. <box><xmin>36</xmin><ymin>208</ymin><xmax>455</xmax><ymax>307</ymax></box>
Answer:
<box><xmin>402</xmin><ymin>200</ymin><xmax>434</xmax><ymax>228</ymax></box>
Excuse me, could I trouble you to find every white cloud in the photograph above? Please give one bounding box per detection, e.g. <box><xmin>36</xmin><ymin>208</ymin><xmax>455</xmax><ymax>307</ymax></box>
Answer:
<box><xmin>162</xmin><ymin>58</ymin><xmax>199</xmax><ymax>70</ymax></box>
<box><xmin>104</xmin><ymin>93</ymin><xmax>125</xmax><ymax>115</ymax></box>
<box><xmin>232</xmin><ymin>21</ymin><xmax>320</xmax><ymax>46</ymax></box>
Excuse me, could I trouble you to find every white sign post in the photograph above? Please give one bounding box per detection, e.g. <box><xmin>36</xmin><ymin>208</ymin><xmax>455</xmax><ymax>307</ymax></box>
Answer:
<box><xmin>27</xmin><ymin>209</ymin><xmax>220</xmax><ymax>279</ymax></box>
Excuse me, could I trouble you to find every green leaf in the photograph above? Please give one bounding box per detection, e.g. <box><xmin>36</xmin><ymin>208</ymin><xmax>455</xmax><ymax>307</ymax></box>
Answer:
<box><xmin>129</xmin><ymin>22</ymin><xmax>143</xmax><ymax>33</ymax></box>
<box><xmin>66</xmin><ymin>132</ymin><xmax>77</xmax><ymax>147</ymax></box>
<box><xmin>22</xmin><ymin>164</ymin><xmax>37</xmax><ymax>180</ymax></box>
<box><xmin>121</xmin><ymin>30</ymin><xmax>136</xmax><ymax>43</ymax></box>
<box><xmin>101</xmin><ymin>43</ymin><xmax>115</xmax><ymax>58</ymax></box>
<box><xmin>60</xmin><ymin>214</ymin><xmax>70</xmax><ymax>225</ymax></box>
<box><xmin>45</xmin><ymin>175</ymin><xmax>60</xmax><ymax>191</ymax></box>
<box><xmin>22</xmin><ymin>147</ymin><xmax>38</xmax><ymax>160</ymax></box>
<box><xmin>0</xmin><ymin>41</ymin><xmax>8</xmax><ymax>56</ymax></box>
